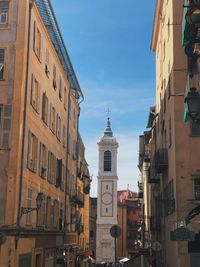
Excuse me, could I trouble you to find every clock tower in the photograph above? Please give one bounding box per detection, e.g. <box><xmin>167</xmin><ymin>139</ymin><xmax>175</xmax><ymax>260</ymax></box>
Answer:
<box><xmin>96</xmin><ymin>117</ymin><xmax>119</xmax><ymax>264</ymax></box>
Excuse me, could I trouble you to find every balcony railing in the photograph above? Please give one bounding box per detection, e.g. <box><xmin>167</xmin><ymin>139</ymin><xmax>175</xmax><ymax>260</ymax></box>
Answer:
<box><xmin>155</xmin><ymin>148</ymin><xmax>168</xmax><ymax>173</ymax></box>
<box><xmin>150</xmin><ymin>216</ymin><xmax>161</xmax><ymax>231</ymax></box>
<box><xmin>148</xmin><ymin>166</ymin><xmax>161</xmax><ymax>184</ymax></box>
<box><xmin>71</xmin><ymin>189</ymin><xmax>84</xmax><ymax>207</ymax></box>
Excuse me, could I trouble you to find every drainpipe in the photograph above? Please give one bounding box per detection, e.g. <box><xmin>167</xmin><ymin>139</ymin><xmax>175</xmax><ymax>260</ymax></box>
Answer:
<box><xmin>17</xmin><ymin>0</ymin><xmax>35</xmax><ymax>227</ymax></box>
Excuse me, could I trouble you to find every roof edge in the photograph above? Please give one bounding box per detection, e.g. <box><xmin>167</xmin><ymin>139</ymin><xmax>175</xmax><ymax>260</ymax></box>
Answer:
<box><xmin>150</xmin><ymin>0</ymin><xmax>163</xmax><ymax>52</ymax></box>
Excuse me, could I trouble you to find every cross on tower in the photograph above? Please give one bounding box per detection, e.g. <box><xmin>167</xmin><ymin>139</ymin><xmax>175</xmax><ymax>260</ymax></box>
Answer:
<box><xmin>106</xmin><ymin>108</ymin><xmax>111</xmax><ymax>118</ymax></box>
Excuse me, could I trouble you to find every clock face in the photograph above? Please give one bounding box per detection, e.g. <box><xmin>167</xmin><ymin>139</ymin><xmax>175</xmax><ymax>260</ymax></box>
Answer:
<box><xmin>102</xmin><ymin>192</ymin><xmax>112</xmax><ymax>205</ymax></box>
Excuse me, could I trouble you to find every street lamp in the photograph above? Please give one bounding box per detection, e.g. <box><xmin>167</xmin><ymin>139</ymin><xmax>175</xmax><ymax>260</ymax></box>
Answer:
<box><xmin>186</xmin><ymin>6</ymin><xmax>200</xmax><ymax>24</ymax></box>
<box><xmin>21</xmin><ymin>192</ymin><xmax>44</xmax><ymax>217</ymax></box>
<box><xmin>184</xmin><ymin>87</ymin><xmax>200</xmax><ymax>119</ymax></box>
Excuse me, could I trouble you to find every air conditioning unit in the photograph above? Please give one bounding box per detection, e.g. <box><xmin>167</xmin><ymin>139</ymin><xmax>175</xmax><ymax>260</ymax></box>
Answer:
<box><xmin>0</xmin><ymin>13</ymin><xmax>7</xmax><ymax>24</ymax></box>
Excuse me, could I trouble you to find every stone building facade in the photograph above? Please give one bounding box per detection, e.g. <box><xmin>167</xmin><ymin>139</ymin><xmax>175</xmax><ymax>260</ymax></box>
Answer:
<box><xmin>0</xmin><ymin>0</ymin><xmax>90</xmax><ymax>266</ymax></box>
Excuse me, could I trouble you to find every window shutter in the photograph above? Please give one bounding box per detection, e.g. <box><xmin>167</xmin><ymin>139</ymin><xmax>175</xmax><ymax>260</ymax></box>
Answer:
<box><xmin>45</xmin><ymin>95</ymin><xmax>48</xmax><ymax>125</ymax></box>
<box><xmin>33</xmin><ymin>21</ymin><xmax>36</xmax><ymax>52</ymax></box>
<box><xmin>30</xmin><ymin>74</ymin><xmax>33</xmax><ymax>107</ymax></box>
<box><xmin>46</xmin><ymin>197</ymin><xmax>51</xmax><ymax>228</ymax></box>
<box><xmin>39</xmin><ymin>143</ymin><xmax>42</xmax><ymax>176</ymax></box>
<box><xmin>49</xmin><ymin>103</ymin><xmax>52</xmax><ymax>130</ymax></box>
<box><xmin>42</xmin><ymin>93</ymin><xmax>45</xmax><ymax>121</ymax></box>
<box><xmin>47</xmin><ymin>151</ymin><xmax>51</xmax><ymax>183</ymax></box>
<box><xmin>27</xmin><ymin>130</ymin><xmax>32</xmax><ymax>169</ymax></box>
<box><xmin>1</xmin><ymin>104</ymin><xmax>12</xmax><ymax>149</ymax></box>
<box><xmin>56</xmin><ymin>159</ymin><xmax>62</xmax><ymax>187</ymax></box>
<box><xmin>54</xmin><ymin>200</ymin><xmax>59</xmax><ymax>228</ymax></box>
<box><xmin>37</xmin><ymin>83</ymin><xmax>40</xmax><ymax>113</ymax></box>
<box><xmin>34</xmin><ymin>136</ymin><xmax>38</xmax><ymax>172</ymax></box>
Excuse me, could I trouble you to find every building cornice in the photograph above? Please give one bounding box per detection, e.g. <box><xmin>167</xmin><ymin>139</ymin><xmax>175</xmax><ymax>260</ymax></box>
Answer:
<box><xmin>151</xmin><ymin>0</ymin><xmax>163</xmax><ymax>51</ymax></box>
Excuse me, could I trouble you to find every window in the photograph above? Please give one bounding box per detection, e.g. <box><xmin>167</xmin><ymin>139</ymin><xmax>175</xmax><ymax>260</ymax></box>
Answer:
<box><xmin>53</xmin><ymin>65</ymin><xmax>57</xmax><ymax>89</ymax></box>
<box><xmin>41</xmin><ymin>93</ymin><xmax>48</xmax><ymax>125</ymax></box>
<box><xmin>0</xmin><ymin>1</ymin><xmax>8</xmax><ymax>24</ymax></box>
<box><xmin>0</xmin><ymin>104</ymin><xmax>12</xmax><ymax>149</ymax></box>
<box><xmin>33</xmin><ymin>22</ymin><xmax>41</xmax><ymax>60</ymax></box>
<box><xmin>64</xmin><ymin>87</ymin><xmax>67</xmax><ymax>109</ymax></box>
<box><xmin>50</xmin><ymin>105</ymin><xmax>55</xmax><ymax>133</ymax></box>
<box><xmin>56</xmin><ymin>115</ymin><xmax>61</xmax><ymax>141</ymax></box>
<box><xmin>59</xmin><ymin>78</ymin><xmax>62</xmax><ymax>100</ymax></box>
<box><xmin>27</xmin><ymin>131</ymin><xmax>38</xmax><ymax>172</ymax></box>
<box><xmin>39</xmin><ymin>143</ymin><xmax>48</xmax><ymax>178</ymax></box>
<box><xmin>56</xmin><ymin>158</ymin><xmax>62</xmax><ymax>188</ymax></box>
<box><xmin>62</xmin><ymin>125</ymin><xmax>66</xmax><ymax>148</ymax></box>
<box><xmin>168</xmin><ymin>117</ymin><xmax>172</xmax><ymax>146</ymax></box>
<box><xmin>104</xmin><ymin>150</ymin><xmax>111</xmax><ymax>172</ymax></box>
<box><xmin>61</xmin><ymin>164</ymin><xmax>65</xmax><ymax>191</ymax></box>
<box><xmin>106</xmin><ymin>185</ymin><xmax>108</xmax><ymax>190</ymax></box>
<box><xmin>73</xmin><ymin>109</ymin><xmax>76</xmax><ymax>128</ymax></box>
<box><xmin>45</xmin><ymin>49</ymin><xmax>50</xmax><ymax>77</ymax></box>
<box><xmin>26</xmin><ymin>188</ymin><xmax>32</xmax><ymax>225</ymax></box>
<box><xmin>0</xmin><ymin>48</ymin><xmax>5</xmax><ymax>80</ymax></box>
<box><xmin>90</xmin><ymin>230</ymin><xmax>94</xmax><ymax>239</ymax></box>
<box><xmin>190</xmin><ymin>120</ymin><xmax>200</xmax><ymax>136</ymax></box>
<box><xmin>53</xmin><ymin>200</ymin><xmax>59</xmax><ymax>228</ymax></box>
<box><xmin>164</xmin><ymin>180</ymin><xmax>175</xmax><ymax>216</ymax></box>
<box><xmin>73</xmin><ymin>141</ymin><xmax>77</xmax><ymax>160</ymax></box>
<box><xmin>37</xmin><ymin>194</ymin><xmax>46</xmax><ymax>227</ymax></box>
<box><xmin>48</xmin><ymin>151</ymin><xmax>56</xmax><ymax>184</ymax></box>
<box><xmin>31</xmin><ymin>75</ymin><xmax>40</xmax><ymax>113</ymax></box>
<box><xmin>46</xmin><ymin>197</ymin><xmax>51</xmax><ymax>228</ymax></box>
<box><xmin>194</xmin><ymin>178</ymin><xmax>200</xmax><ymax>200</ymax></box>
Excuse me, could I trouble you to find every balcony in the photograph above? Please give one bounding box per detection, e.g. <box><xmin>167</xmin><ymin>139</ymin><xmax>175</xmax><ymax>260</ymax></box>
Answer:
<box><xmin>155</xmin><ymin>148</ymin><xmax>168</xmax><ymax>173</ymax></box>
<box><xmin>148</xmin><ymin>166</ymin><xmax>161</xmax><ymax>184</ymax></box>
<box><xmin>83</xmin><ymin>175</ymin><xmax>91</xmax><ymax>194</ymax></box>
<box><xmin>71</xmin><ymin>189</ymin><xmax>84</xmax><ymax>207</ymax></box>
<box><xmin>150</xmin><ymin>216</ymin><xmax>161</xmax><ymax>231</ymax></box>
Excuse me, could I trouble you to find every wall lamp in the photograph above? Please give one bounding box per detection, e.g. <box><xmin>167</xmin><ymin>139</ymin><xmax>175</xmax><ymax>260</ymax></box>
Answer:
<box><xmin>184</xmin><ymin>87</ymin><xmax>200</xmax><ymax>119</ymax></box>
<box><xmin>21</xmin><ymin>192</ymin><xmax>44</xmax><ymax>217</ymax></box>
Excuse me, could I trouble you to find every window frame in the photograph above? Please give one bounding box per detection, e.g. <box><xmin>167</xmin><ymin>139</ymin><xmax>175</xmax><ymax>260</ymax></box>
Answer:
<box><xmin>104</xmin><ymin>150</ymin><xmax>112</xmax><ymax>172</ymax></box>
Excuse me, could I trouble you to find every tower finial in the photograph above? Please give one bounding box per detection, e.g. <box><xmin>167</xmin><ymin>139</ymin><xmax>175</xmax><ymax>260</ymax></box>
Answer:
<box><xmin>106</xmin><ymin>108</ymin><xmax>111</xmax><ymax>118</ymax></box>
<box><xmin>104</xmin><ymin>110</ymin><xmax>113</xmax><ymax>137</ymax></box>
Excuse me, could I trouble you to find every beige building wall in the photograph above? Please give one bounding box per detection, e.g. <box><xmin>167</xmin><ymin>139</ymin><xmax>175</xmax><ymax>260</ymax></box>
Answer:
<box><xmin>150</xmin><ymin>0</ymin><xmax>200</xmax><ymax>267</ymax></box>
<box><xmin>0</xmin><ymin>1</ymin><xmax>86</xmax><ymax>266</ymax></box>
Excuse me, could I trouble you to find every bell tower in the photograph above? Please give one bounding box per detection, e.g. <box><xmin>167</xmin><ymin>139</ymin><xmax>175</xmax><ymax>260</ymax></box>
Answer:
<box><xmin>96</xmin><ymin>117</ymin><xmax>119</xmax><ymax>264</ymax></box>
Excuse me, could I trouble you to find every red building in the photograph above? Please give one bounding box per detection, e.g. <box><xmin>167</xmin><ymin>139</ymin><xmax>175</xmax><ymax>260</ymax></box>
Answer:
<box><xmin>117</xmin><ymin>189</ymin><xmax>142</xmax><ymax>258</ymax></box>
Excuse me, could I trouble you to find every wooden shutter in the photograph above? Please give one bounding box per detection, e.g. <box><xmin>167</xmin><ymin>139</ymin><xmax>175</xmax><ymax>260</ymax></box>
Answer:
<box><xmin>54</xmin><ymin>200</ymin><xmax>59</xmax><ymax>228</ymax></box>
<box><xmin>47</xmin><ymin>151</ymin><xmax>51</xmax><ymax>183</ymax></box>
<box><xmin>39</xmin><ymin>142</ymin><xmax>42</xmax><ymax>176</ymax></box>
<box><xmin>56</xmin><ymin>159</ymin><xmax>62</xmax><ymax>187</ymax></box>
<box><xmin>46</xmin><ymin>197</ymin><xmax>51</xmax><ymax>228</ymax></box>
<box><xmin>34</xmin><ymin>136</ymin><xmax>38</xmax><ymax>172</ymax></box>
<box><xmin>1</xmin><ymin>104</ymin><xmax>12</xmax><ymax>149</ymax></box>
<box><xmin>33</xmin><ymin>21</ymin><xmax>36</xmax><ymax>52</ymax></box>
<box><xmin>27</xmin><ymin>130</ymin><xmax>32</xmax><ymax>170</ymax></box>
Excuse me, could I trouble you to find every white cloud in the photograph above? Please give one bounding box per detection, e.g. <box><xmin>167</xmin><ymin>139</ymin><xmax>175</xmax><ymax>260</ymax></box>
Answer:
<box><xmin>85</xmin><ymin>131</ymin><xmax>140</xmax><ymax>197</ymax></box>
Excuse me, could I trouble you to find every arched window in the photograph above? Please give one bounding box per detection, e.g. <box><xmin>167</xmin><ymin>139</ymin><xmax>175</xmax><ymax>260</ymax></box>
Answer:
<box><xmin>104</xmin><ymin>150</ymin><xmax>112</xmax><ymax>171</ymax></box>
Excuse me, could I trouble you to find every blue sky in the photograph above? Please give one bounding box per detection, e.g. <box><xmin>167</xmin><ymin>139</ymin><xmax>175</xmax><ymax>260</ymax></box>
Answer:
<box><xmin>51</xmin><ymin>0</ymin><xmax>156</xmax><ymax>196</ymax></box>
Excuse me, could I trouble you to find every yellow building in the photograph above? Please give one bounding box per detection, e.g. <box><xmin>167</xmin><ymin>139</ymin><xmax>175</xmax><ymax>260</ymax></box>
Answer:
<box><xmin>0</xmin><ymin>0</ymin><xmax>90</xmax><ymax>266</ymax></box>
<box><xmin>139</xmin><ymin>1</ymin><xmax>200</xmax><ymax>267</ymax></box>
